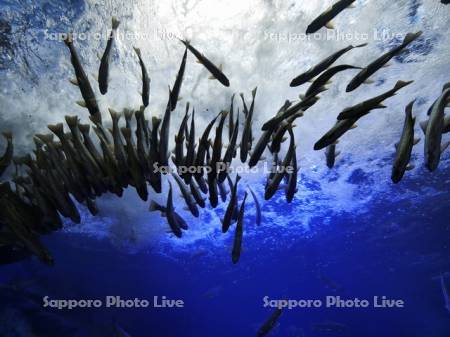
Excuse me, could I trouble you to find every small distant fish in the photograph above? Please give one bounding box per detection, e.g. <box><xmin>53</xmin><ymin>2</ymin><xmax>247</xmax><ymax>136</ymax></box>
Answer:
<box><xmin>159</xmin><ymin>91</ymin><xmax>173</xmax><ymax>166</ymax></box>
<box><xmin>64</xmin><ymin>34</ymin><xmax>102</xmax><ymax>123</ymax></box>
<box><xmin>98</xmin><ymin>17</ymin><xmax>120</xmax><ymax>95</ymax></box>
<box><xmin>218</xmin><ymin>110</ymin><xmax>239</xmax><ymax>183</ymax></box>
<box><xmin>229</xmin><ymin>94</ymin><xmax>236</xmax><ymax>141</ymax></box>
<box><xmin>346</xmin><ymin>31</ymin><xmax>423</xmax><ymax>92</ymax></box>
<box><xmin>133</xmin><ymin>47</ymin><xmax>151</xmax><ymax>107</ymax></box>
<box><xmin>290</xmin><ymin>43</ymin><xmax>367</xmax><ymax>87</ymax></box>
<box><xmin>184</xmin><ymin>108</ymin><xmax>196</xmax><ymax>184</ymax></box>
<box><xmin>337</xmin><ymin>80</ymin><xmax>413</xmax><ymax>121</ymax></box>
<box><xmin>257</xmin><ymin>308</ymin><xmax>283</xmax><ymax>337</ymax></box>
<box><xmin>248</xmin><ymin>187</ymin><xmax>262</xmax><ymax>225</ymax></box>
<box><xmin>391</xmin><ymin>100</ymin><xmax>419</xmax><ymax>183</ymax></box>
<box><xmin>166</xmin><ymin>182</ymin><xmax>182</xmax><ymax>238</ymax></box>
<box><xmin>0</xmin><ymin>132</ymin><xmax>13</xmax><ymax>178</ymax></box>
<box><xmin>169</xmin><ymin>47</ymin><xmax>188</xmax><ymax>111</ymax></box>
<box><xmin>306</xmin><ymin>0</ymin><xmax>356</xmax><ymax>34</ymax></box>
<box><xmin>180</xmin><ymin>39</ymin><xmax>230</xmax><ymax>87</ymax></box>
<box><xmin>231</xmin><ymin>191</ymin><xmax>247</xmax><ymax>264</ymax></box>
<box><xmin>174</xmin><ymin>103</ymin><xmax>190</xmax><ymax>167</ymax></box>
<box><xmin>424</xmin><ymin>88</ymin><xmax>450</xmax><ymax>171</ymax></box>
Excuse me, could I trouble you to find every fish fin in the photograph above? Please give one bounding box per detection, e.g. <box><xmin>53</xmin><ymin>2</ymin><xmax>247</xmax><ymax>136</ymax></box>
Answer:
<box><xmin>334</xmin><ymin>140</ymin><xmax>340</xmax><ymax>145</ymax></box>
<box><xmin>347</xmin><ymin>3</ymin><xmax>356</xmax><ymax>8</ymax></box>
<box><xmin>335</xmin><ymin>151</ymin><xmax>341</xmax><ymax>157</ymax></box>
<box><xmin>382</xmin><ymin>62</ymin><xmax>392</xmax><ymax>68</ymax></box>
<box><xmin>364</xmin><ymin>79</ymin><xmax>375</xmax><ymax>84</ymax></box>
<box><xmin>394</xmin><ymin>80</ymin><xmax>414</xmax><ymax>90</ymax></box>
<box><xmin>394</xmin><ymin>142</ymin><xmax>398</xmax><ymax>149</ymax></box>
<box><xmin>299</xmin><ymin>94</ymin><xmax>306</xmax><ymax>101</ymax></box>
<box><xmin>402</xmin><ymin>31</ymin><xmax>423</xmax><ymax>46</ymax></box>
<box><xmin>69</xmin><ymin>78</ymin><xmax>79</xmax><ymax>86</ymax></box>
<box><xmin>76</xmin><ymin>100</ymin><xmax>87</xmax><ymax>108</ymax></box>
<box><xmin>351</xmin><ymin>124</ymin><xmax>358</xmax><ymax>129</ymax></box>
<box><xmin>441</xmin><ymin>141</ymin><xmax>450</xmax><ymax>154</ymax></box>
<box><xmin>406</xmin><ymin>164</ymin><xmax>415</xmax><ymax>171</ymax></box>
<box><xmin>208</xmin><ymin>75</ymin><xmax>216</xmax><ymax>80</ymax></box>
<box><xmin>97</xmin><ymin>52</ymin><xmax>102</xmax><ymax>61</ymax></box>
<box><xmin>195</xmin><ymin>59</ymin><xmax>202</xmax><ymax>64</ymax></box>
<box><xmin>376</xmin><ymin>104</ymin><xmax>387</xmax><ymax>109</ymax></box>
<box><xmin>325</xmin><ymin>21</ymin><xmax>335</xmax><ymax>29</ymax></box>
<box><xmin>413</xmin><ymin>138</ymin><xmax>420</xmax><ymax>145</ymax></box>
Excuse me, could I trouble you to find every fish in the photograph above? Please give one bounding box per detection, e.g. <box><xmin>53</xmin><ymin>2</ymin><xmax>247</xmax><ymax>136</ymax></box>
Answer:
<box><xmin>229</xmin><ymin>94</ymin><xmax>236</xmax><ymax>141</ymax></box>
<box><xmin>109</xmin><ymin>109</ymin><xmax>129</xmax><ymax>179</ymax></box>
<box><xmin>78</xmin><ymin>124</ymin><xmax>107</xmax><ymax>174</ymax></box>
<box><xmin>240</xmin><ymin>88</ymin><xmax>257</xmax><ymax>162</ymax></box>
<box><xmin>337</xmin><ymin>80</ymin><xmax>414</xmax><ymax>120</ymax></box>
<box><xmin>159</xmin><ymin>92</ymin><xmax>173</xmax><ymax>167</ymax></box>
<box><xmin>290</xmin><ymin>43</ymin><xmax>367</xmax><ymax>87</ymax></box>
<box><xmin>134</xmin><ymin>108</ymin><xmax>149</xmax><ymax>172</ymax></box>
<box><xmin>180</xmin><ymin>39</ymin><xmax>230</xmax><ymax>87</ymax></box>
<box><xmin>183</xmin><ymin>108</ymin><xmax>197</xmax><ymax>184</ymax></box>
<box><xmin>98</xmin><ymin>17</ymin><xmax>120</xmax><ymax>95</ymax></box>
<box><xmin>189</xmin><ymin>179</ymin><xmax>206</xmax><ymax>208</ymax></box>
<box><xmin>121</xmin><ymin>127</ymin><xmax>148</xmax><ymax>201</ymax></box>
<box><xmin>257</xmin><ymin>308</ymin><xmax>283</xmax><ymax>337</ymax></box>
<box><xmin>314</xmin><ymin>118</ymin><xmax>358</xmax><ymax>151</ymax></box>
<box><xmin>169</xmin><ymin>47</ymin><xmax>188</xmax><ymax>111</ymax></box>
<box><xmin>248</xmin><ymin>187</ymin><xmax>262</xmax><ymax>225</ymax></box>
<box><xmin>0</xmin><ymin>132</ymin><xmax>13</xmax><ymax>178</ymax></box>
<box><xmin>346</xmin><ymin>31</ymin><xmax>423</xmax><ymax>92</ymax></box>
<box><xmin>265</xmin><ymin>126</ymin><xmax>296</xmax><ymax>200</ymax></box>
<box><xmin>149</xmin><ymin>116</ymin><xmax>162</xmax><ymax>193</ymax></box>
<box><xmin>133</xmin><ymin>47</ymin><xmax>151</xmax><ymax>107</ymax></box>
<box><xmin>149</xmin><ymin>200</ymin><xmax>188</xmax><ymax>230</ymax></box>
<box><xmin>231</xmin><ymin>191</ymin><xmax>247</xmax><ymax>264</ymax></box>
<box><xmin>424</xmin><ymin>88</ymin><xmax>450</xmax><ymax>171</ymax></box>
<box><xmin>392</xmin><ymin>100</ymin><xmax>419</xmax><ymax>183</ymax></box>
<box><xmin>304</xmin><ymin>64</ymin><xmax>362</xmax><ymax>99</ymax></box>
<box><xmin>306</xmin><ymin>0</ymin><xmax>356</xmax><ymax>34</ymax></box>
<box><xmin>64</xmin><ymin>34</ymin><xmax>102</xmax><ymax>123</ymax></box>
<box><xmin>218</xmin><ymin>110</ymin><xmax>239</xmax><ymax>183</ymax></box>
<box><xmin>211</xmin><ymin>111</ymin><xmax>229</xmax><ymax>177</ymax></box>
<box><xmin>172</xmin><ymin>172</ymin><xmax>199</xmax><ymax>217</ymax></box>
<box><xmin>325</xmin><ymin>142</ymin><xmax>340</xmax><ymax>169</ymax></box>
<box><xmin>222</xmin><ymin>174</ymin><xmax>241</xmax><ymax>233</ymax></box>
<box><xmin>165</xmin><ymin>182</ymin><xmax>182</xmax><ymax>238</ymax></box>
<box><xmin>286</xmin><ymin>129</ymin><xmax>298</xmax><ymax>203</ymax></box>
<box><xmin>194</xmin><ymin>113</ymin><xmax>220</xmax><ymax>182</ymax></box>
<box><xmin>207</xmin><ymin>174</ymin><xmax>219</xmax><ymax>208</ymax></box>
<box><xmin>174</xmin><ymin>103</ymin><xmax>190</xmax><ymax>167</ymax></box>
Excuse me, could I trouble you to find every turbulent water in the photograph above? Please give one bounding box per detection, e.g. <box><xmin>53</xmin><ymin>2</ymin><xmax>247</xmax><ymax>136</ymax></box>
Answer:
<box><xmin>1</xmin><ymin>1</ymin><xmax>450</xmax><ymax>336</ymax></box>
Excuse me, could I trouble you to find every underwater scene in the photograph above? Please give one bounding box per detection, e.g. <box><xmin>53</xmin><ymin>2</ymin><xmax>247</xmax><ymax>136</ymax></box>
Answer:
<box><xmin>1</xmin><ymin>0</ymin><xmax>450</xmax><ymax>336</ymax></box>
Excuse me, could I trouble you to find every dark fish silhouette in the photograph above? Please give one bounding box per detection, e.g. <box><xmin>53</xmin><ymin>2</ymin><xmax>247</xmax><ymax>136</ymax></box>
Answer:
<box><xmin>306</xmin><ymin>0</ymin><xmax>356</xmax><ymax>34</ymax></box>
<box><xmin>98</xmin><ymin>17</ymin><xmax>120</xmax><ymax>95</ymax></box>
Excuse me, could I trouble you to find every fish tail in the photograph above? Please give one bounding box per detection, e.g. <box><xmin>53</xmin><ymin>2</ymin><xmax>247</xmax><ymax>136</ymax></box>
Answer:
<box><xmin>442</xmin><ymin>82</ymin><xmax>450</xmax><ymax>91</ymax></box>
<box><xmin>48</xmin><ymin>123</ymin><xmax>65</xmax><ymax>138</ymax></box>
<box><xmin>35</xmin><ymin>133</ymin><xmax>54</xmax><ymax>143</ymax></box>
<box><xmin>120</xmin><ymin>127</ymin><xmax>132</xmax><ymax>140</ymax></box>
<box><xmin>64</xmin><ymin>115</ymin><xmax>79</xmax><ymax>127</ymax></box>
<box><xmin>111</xmin><ymin>17</ymin><xmax>120</xmax><ymax>30</ymax></box>
<box><xmin>402</xmin><ymin>31</ymin><xmax>423</xmax><ymax>46</ymax></box>
<box><xmin>108</xmin><ymin>108</ymin><xmax>120</xmax><ymax>121</ymax></box>
<box><xmin>78</xmin><ymin>124</ymin><xmax>90</xmax><ymax>133</ymax></box>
